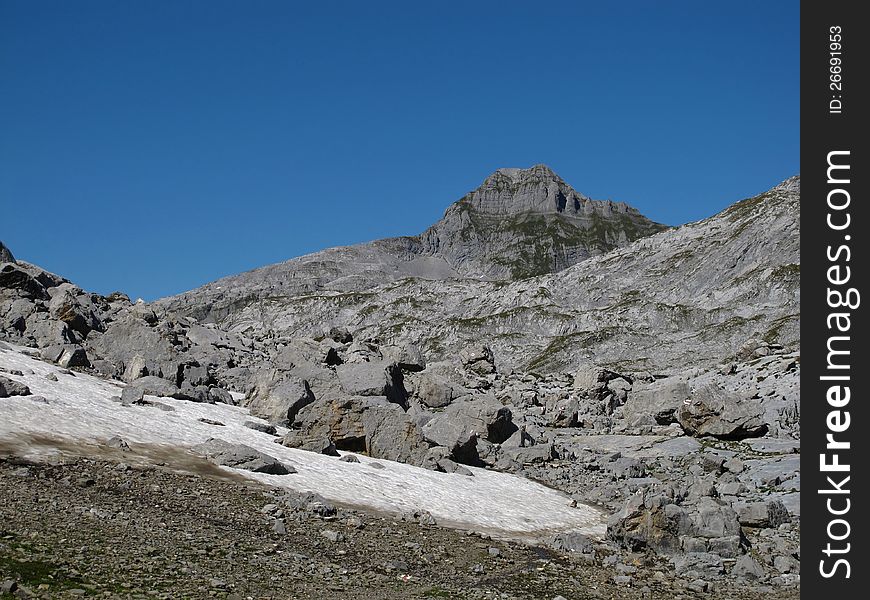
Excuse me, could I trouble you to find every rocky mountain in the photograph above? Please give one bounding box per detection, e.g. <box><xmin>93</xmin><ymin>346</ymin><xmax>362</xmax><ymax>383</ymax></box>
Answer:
<box><xmin>0</xmin><ymin>169</ymin><xmax>801</xmax><ymax>593</ymax></box>
<box><xmin>164</xmin><ymin>174</ymin><xmax>799</xmax><ymax>374</ymax></box>
<box><xmin>161</xmin><ymin>165</ymin><xmax>665</xmax><ymax>325</ymax></box>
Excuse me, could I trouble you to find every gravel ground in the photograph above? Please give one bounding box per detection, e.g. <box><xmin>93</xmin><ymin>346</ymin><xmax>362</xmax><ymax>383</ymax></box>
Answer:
<box><xmin>0</xmin><ymin>448</ymin><xmax>798</xmax><ymax>600</ymax></box>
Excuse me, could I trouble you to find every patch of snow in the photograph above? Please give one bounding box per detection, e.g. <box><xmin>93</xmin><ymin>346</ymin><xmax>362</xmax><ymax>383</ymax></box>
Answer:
<box><xmin>0</xmin><ymin>344</ymin><xmax>605</xmax><ymax>541</ymax></box>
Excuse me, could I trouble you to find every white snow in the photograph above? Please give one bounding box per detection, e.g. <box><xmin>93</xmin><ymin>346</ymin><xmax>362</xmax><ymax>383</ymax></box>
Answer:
<box><xmin>0</xmin><ymin>344</ymin><xmax>605</xmax><ymax>542</ymax></box>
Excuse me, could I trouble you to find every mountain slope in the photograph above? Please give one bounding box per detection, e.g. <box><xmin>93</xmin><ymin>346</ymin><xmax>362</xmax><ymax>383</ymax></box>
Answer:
<box><xmin>198</xmin><ymin>176</ymin><xmax>799</xmax><ymax>372</ymax></box>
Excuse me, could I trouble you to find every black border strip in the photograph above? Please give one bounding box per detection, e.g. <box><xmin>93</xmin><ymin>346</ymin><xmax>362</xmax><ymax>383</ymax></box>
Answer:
<box><xmin>802</xmin><ymin>1</ymin><xmax>868</xmax><ymax>595</ymax></box>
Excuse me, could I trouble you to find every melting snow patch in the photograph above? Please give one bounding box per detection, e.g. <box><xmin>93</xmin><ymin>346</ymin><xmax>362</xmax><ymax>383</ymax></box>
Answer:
<box><xmin>0</xmin><ymin>344</ymin><xmax>605</xmax><ymax>541</ymax></box>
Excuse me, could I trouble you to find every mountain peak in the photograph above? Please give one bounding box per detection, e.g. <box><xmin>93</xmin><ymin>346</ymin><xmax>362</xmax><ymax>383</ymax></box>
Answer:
<box><xmin>466</xmin><ymin>164</ymin><xmax>594</xmax><ymax>217</ymax></box>
<box><xmin>485</xmin><ymin>164</ymin><xmax>563</xmax><ymax>185</ymax></box>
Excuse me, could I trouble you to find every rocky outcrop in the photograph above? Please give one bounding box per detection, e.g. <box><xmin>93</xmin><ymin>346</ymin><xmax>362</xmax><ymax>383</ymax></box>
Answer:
<box><xmin>0</xmin><ymin>241</ymin><xmax>14</xmax><ymax>264</ymax></box>
<box><xmin>0</xmin><ymin>375</ymin><xmax>30</xmax><ymax>397</ymax></box>
<box><xmin>677</xmin><ymin>385</ymin><xmax>766</xmax><ymax>440</ymax></box>
<box><xmin>193</xmin><ymin>438</ymin><xmax>295</xmax><ymax>475</ymax></box>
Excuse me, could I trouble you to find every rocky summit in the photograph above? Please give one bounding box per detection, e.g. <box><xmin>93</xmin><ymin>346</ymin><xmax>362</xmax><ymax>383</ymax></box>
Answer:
<box><xmin>0</xmin><ymin>168</ymin><xmax>800</xmax><ymax>599</ymax></box>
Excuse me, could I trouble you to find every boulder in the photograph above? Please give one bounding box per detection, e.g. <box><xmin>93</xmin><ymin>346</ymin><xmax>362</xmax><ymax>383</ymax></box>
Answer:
<box><xmin>207</xmin><ymin>387</ymin><xmax>234</xmax><ymax>405</ymax></box>
<box><xmin>422</xmin><ymin>395</ymin><xmax>516</xmax><ymax>464</ymax></box>
<box><xmin>42</xmin><ymin>344</ymin><xmax>90</xmax><ymax>368</ymax></box>
<box><xmin>735</xmin><ymin>499</ymin><xmax>791</xmax><ymax>528</ymax></box>
<box><xmin>381</xmin><ymin>343</ymin><xmax>426</xmax><ymax>372</ymax></box>
<box><xmin>245</xmin><ymin>370</ymin><xmax>315</xmax><ymax>425</ymax></box>
<box><xmin>0</xmin><ymin>263</ymin><xmax>49</xmax><ymax>300</ymax></box>
<box><xmin>0</xmin><ymin>375</ymin><xmax>30</xmax><ymax>398</ymax></box>
<box><xmin>48</xmin><ymin>284</ymin><xmax>102</xmax><ymax>336</ymax></box>
<box><xmin>125</xmin><ymin>375</ymin><xmax>182</xmax><ymax>399</ymax></box>
<box><xmin>193</xmin><ymin>438</ymin><xmax>295</xmax><ymax>474</ymax></box>
<box><xmin>122</xmin><ymin>355</ymin><xmax>149</xmax><ymax>382</ymax></box>
<box><xmin>459</xmin><ymin>344</ymin><xmax>495</xmax><ymax>375</ymax></box>
<box><xmin>289</xmin><ymin>395</ymin><xmax>427</xmax><ymax>463</ymax></box>
<box><xmin>337</xmin><ymin>361</ymin><xmax>389</xmax><ymax>395</ymax></box>
<box><xmin>621</xmin><ymin>377</ymin><xmax>689</xmax><ymax>426</ymax></box>
<box><xmin>732</xmin><ymin>554</ymin><xmax>765</xmax><ymax>580</ymax></box>
<box><xmin>414</xmin><ymin>372</ymin><xmax>458</xmax><ymax>408</ymax></box>
<box><xmin>361</xmin><ymin>403</ymin><xmax>429</xmax><ymax>464</ymax></box>
<box><xmin>243</xmin><ymin>421</ymin><xmax>277</xmax><ymax>435</ymax></box>
<box><xmin>280</xmin><ymin>433</ymin><xmax>339</xmax><ymax>456</ymax></box>
<box><xmin>677</xmin><ymin>384</ymin><xmax>766</xmax><ymax>439</ymax></box>
<box><xmin>606</xmin><ymin>493</ymin><xmax>683</xmax><ymax>554</ymax></box>
<box><xmin>544</xmin><ymin>395</ymin><xmax>580</xmax><ymax>427</ymax></box>
<box><xmin>549</xmin><ymin>532</ymin><xmax>595</xmax><ymax>554</ymax></box>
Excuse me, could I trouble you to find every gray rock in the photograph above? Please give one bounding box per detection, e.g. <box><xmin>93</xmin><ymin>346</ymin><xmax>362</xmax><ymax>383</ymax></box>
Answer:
<box><xmin>106</xmin><ymin>436</ymin><xmax>131</xmax><ymax>451</ymax></box>
<box><xmin>549</xmin><ymin>531</ymin><xmax>595</xmax><ymax>553</ymax></box>
<box><xmin>622</xmin><ymin>377</ymin><xmax>689</xmax><ymax>426</ymax></box>
<box><xmin>245</xmin><ymin>370</ymin><xmax>314</xmax><ymax>425</ymax></box>
<box><xmin>336</xmin><ymin>361</ymin><xmax>392</xmax><ymax>396</ymax></box>
<box><xmin>673</xmin><ymin>552</ymin><xmax>725</xmax><ymax>578</ymax></box>
<box><xmin>414</xmin><ymin>372</ymin><xmax>458</xmax><ymax>408</ymax></box>
<box><xmin>0</xmin><ymin>375</ymin><xmax>30</xmax><ymax>397</ymax></box>
<box><xmin>193</xmin><ymin>438</ymin><xmax>295</xmax><ymax>474</ymax></box>
<box><xmin>677</xmin><ymin>384</ymin><xmax>766</xmax><ymax>439</ymax></box>
<box><xmin>122</xmin><ymin>355</ymin><xmax>149</xmax><ymax>382</ymax></box>
<box><xmin>320</xmin><ymin>529</ymin><xmax>344</xmax><ymax>543</ymax></box>
<box><xmin>125</xmin><ymin>376</ymin><xmax>182</xmax><ymax>400</ymax></box>
<box><xmin>207</xmin><ymin>386</ymin><xmax>234</xmax><ymax>404</ymax></box>
<box><xmin>243</xmin><ymin>421</ymin><xmax>277</xmax><ymax>435</ymax></box>
<box><xmin>280</xmin><ymin>433</ymin><xmax>339</xmax><ymax>457</ymax></box>
<box><xmin>733</xmin><ymin>554</ymin><xmax>765</xmax><ymax>580</ymax></box>
<box><xmin>735</xmin><ymin>499</ymin><xmax>790</xmax><ymax>528</ymax></box>
<box><xmin>422</xmin><ymin>394</ymin><xmax>516</xmax><ymax>452</ymax></box>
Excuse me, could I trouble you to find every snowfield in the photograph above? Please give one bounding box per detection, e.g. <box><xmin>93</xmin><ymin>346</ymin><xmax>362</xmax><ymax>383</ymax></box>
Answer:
<box><xmin>0</xmin><ymin>343</ymin><xmax>606</xmax><ymax>542</ymax></box>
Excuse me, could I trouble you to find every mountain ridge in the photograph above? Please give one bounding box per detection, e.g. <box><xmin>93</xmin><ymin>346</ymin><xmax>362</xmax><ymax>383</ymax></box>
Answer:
<box><xmin>161</xmin><ymin>165</ymin><xmax>666</xmax><ymax>321</ymax></box>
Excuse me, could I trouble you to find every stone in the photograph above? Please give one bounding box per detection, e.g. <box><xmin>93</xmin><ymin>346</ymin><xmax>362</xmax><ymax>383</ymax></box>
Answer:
<box><xmin>244</xmin><ymin>371</ymin><xmax>315</xmax><ymax>425</ymax></box>
<box><xmin>0</xmin><ymin>375</ymin><xmax>30</xmax><ymax>397</ymax></box>
<box><xmin>125</xmin><ymin>375</ymin><xmax>182</xmax><ymax>399</ymax></box>
<box><xmin>0</xmin><ymin>263</ymin><xmax>49</xmax><ymax>299</ymax></box>
<box><xmin>106</xmin><ymin>436</ymin><xmax>131</xmax><ymax>451</ymax></box>
<box><xmin>622</xmin><ymin>377</ymin><xmax>690</xmax><ymax>426</ymax></box>
<box><xmin>733</xmin><ymin>554</ymin><xmax>765</xmax><ymax>580</ymax></box>
<box><xmin>320</xmin><ymin>529</ymin><xmax>344</xmax><ymax>543</ymax></box>
<box><xmin>673</xmin><ymin>552</ymin><xmax>725</xmax><ymax>578</ymax></box>
<box><xmin>677</xmin><ymin>384</ymin><xmax>767</xmax><ymax>439</ymax></box>
<box><xmin>122</xmin><ymin>355</ymin><xmax>149</xmax><ymax>382</ymax></box>
<box><xmin>193</xmin><ymin>438</ymin><xmax>295</xmax><ymax>474</ymax></box>
<box><xmin>280</xmin><ymin>434</ymin><xmax>339</xmax><ymax>457</ymax></box>
<box><xmin>336</xmin><ymin>361</ymin><xmax>392</xmax><ymax>396</ymax></box>
<box><xmin>244</xmin><ymin>421</ymin><xmax>278</xmax><ymax>435</ymax></box>
<box><xmin>208</xmin><ymin>386</ymin><xmax>234</xmax><ymax>404</ymax></box>
<box><xmin>339</xmin><ymin>454</ymin><xmax>360</xmax><ymax>463</ymax></box>
<box><xmin>549</xmin><ymin>531</ymin><xmax>595</xmax><ymax>553</ymax></box>
<box><xmin>415</xmin><ymin>372</ymin><xmax>457</xmax><ymax>408</ymax></box>
<box><xmin>459</xmin><ymin>344</ymin><xmax>496</xmax><ymax>375</ymax></box>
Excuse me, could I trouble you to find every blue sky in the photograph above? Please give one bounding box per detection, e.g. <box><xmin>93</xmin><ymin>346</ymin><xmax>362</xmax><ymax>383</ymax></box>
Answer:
<box><xmin>1</xmin><ymin>1</ymin><xmax>799</xmax><ymax>301</ymax></box>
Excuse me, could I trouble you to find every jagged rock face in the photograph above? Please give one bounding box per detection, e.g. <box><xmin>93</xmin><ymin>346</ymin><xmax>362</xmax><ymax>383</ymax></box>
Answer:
<box><xmin>160</xmin><ymin>165</ymin><xmax>665</xmax><ymax>322</ymax></box>
<box><xmin>0</xmin><ymin>241</ymin><xmax>15</xmax><ymax>264</ymax></box>
<box><xmin>418</xmin><ymin>165</ymin><xmax>665</xmax><ymax>279</ymax></box>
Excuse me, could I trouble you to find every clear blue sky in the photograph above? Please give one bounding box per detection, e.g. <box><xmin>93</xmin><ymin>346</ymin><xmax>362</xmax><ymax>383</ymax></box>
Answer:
<box><xmin>1</xmin><ymin>1</ymin><xmax>799</xmax><ymax>301</ymax></box>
